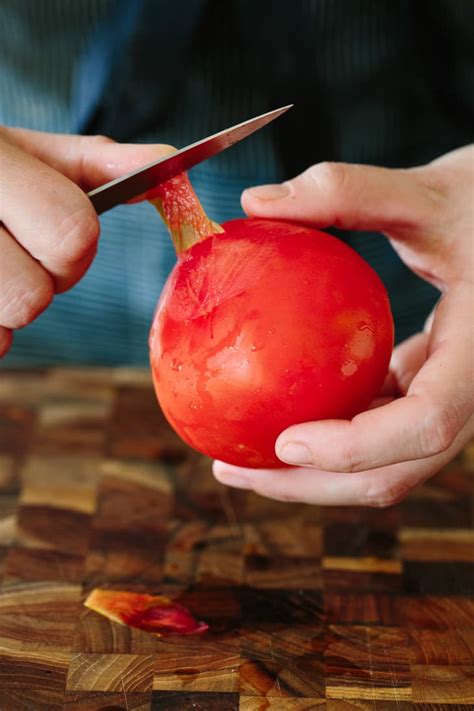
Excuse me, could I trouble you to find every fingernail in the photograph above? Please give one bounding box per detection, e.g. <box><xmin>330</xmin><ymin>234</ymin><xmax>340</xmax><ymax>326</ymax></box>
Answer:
<box><xmin>278</xmin><ymin>442</ymin><xmax>313</xmax><ymax>465</ymax></box>
<box><xmin>245</xmin><ymin>183</ymin><xmax>291</xmax><ymax>201</ymax></box>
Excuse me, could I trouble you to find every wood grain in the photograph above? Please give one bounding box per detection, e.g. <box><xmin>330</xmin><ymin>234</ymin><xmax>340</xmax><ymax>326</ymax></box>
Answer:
<box><xmin>152</xmin><ymin>635</ymin><xmax>240</xmax><ymax>691</ymax></box>
<box><xmin>63</xmin><ymin>690</ymin><xmax>151</xmax><ymax>710</ymax></box>
<box><xmin>411</xmin><ymin>665</ymin><xmax>474</xmax><ymax>703</ymax></box>
<box><xmin>409</xmin><ymin>629</ymin><xmax>474</xmax><ymax>665</ymax></box>
<box><xmin>151</xmin><ymin>690</ymin><xmax>239</xmax><ymax>709</ymax></box>
<box><xmin>0</xmin><ymin>367</ymin><xmax>472</xmax><ymax>708</ymax></box>
<box><xmin>66</xmin><ymin>653</ymin><xmax>155</xmax><ymax>691</ymax></box>
<box><xmin>399</xmin><ymin>528</ymin><xmax>474</xmax><ymax>562</ymax></box>
<box><xmin>240</xmin><ymin>699</ymin><xmax>325</xmax><ymax>710</ymax></box>
<box><xmin>325</xmin><ymin>625</ymin><xmax>411</xmax><ymax>701</ymax></box>
<box><xmin>0</xmin><ymin>581</ymin><xmax>81</xmax><ymax>651</ymax></box>
<box><xmin>0</xmin><ymin>687</ymin><xmax>65</xmax><ymax>711</ymax></box>
<box><xmin>240</xmin><ymin>626</ymin><xmax>325</xmax><ymax>698</ymax></box>
<box><xmin>401</xmin><ymin>596</ymin><xmax>474</xmax><ymax>630</ymax></box>
<box><xmin>324</xmin><ymin>592</ymin><xmax>402</xmax><ymax>626</ymax></box>
<box><xmin>0</xmin><ymin>647</ymin><xmax>70</xmax><ymax>690</ymax></box>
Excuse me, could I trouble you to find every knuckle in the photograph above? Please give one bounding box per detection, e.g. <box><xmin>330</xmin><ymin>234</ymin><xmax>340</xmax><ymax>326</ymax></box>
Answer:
<box><xmin>308</xmin><ymin>161</ymin><xmax>350</xmax><ymax>199</ymax></box>
<box><xmin>419</xmin><ymin>405</ymin><xmax>460</xmax><ymax>457</ymax></box>
<box><xmin>159</xmin><ymin>143</ymin><xmax>176</xmax><ymax>154</ymax></box>
<box><xmin>76</xmin><ymin>134</ymin><xmax>115</xmax><ymax>186</ymax></box>
<box><xmin>89</xmin><ymin>134</ymin><xmax>115</xmax><ymax>146</ymax></box>
<box><xmin>363</xmin><ymin>478</ymin><xmax>411</xmax><ymax>508</ymax></box>
<box><xmin>335</xmin><ymin>437</ymin><xmax>364</xmax><ymax>473</ymax></box>
<box><xmin>416</xmin><ymin>166</ymin><xmax>446</xmax><ymax>200</ymax></box>
<box><xmin>410</xmin><ymin>166</ymin><xmax>447</xmax><ymax>225</ymax></box>
<box><xmin>54</xmin><ymin>204</ymin><xmax>100</xmax><ymax>263</ymax></box>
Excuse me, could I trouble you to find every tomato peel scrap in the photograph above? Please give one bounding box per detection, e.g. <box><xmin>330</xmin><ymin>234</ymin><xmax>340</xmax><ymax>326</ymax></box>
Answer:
<box><xmin>84</xmin><ymin>589</ymin><xmax>209</xmax><ymax>637</ymax></box>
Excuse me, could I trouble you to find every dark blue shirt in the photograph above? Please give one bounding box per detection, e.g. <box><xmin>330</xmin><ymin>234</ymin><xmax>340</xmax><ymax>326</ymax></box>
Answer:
<box><xmin>2</xmin><ymin>0</ymin><xmax>472</xmax><ymax>364</ymax></box>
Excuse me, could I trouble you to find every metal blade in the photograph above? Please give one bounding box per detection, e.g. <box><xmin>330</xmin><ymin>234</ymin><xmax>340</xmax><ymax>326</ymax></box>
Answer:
<box><xmin>88</xmin><ymin>104</ymin><xmax>292</xmax><ymax>214</ymax></box>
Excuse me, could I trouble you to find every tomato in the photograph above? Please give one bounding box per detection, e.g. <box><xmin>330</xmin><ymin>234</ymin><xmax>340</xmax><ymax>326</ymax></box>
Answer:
<box><xmin>149</xmin><ymin>217</ymin><xmax>394</xmax><ymax>468</ymax></box>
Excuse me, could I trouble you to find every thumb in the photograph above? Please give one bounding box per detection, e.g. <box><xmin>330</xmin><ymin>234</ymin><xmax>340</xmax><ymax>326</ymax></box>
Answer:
<box><xmin>242</xmin><ymin>161</ymin><xmax>440</xmax><ymax>234</ymax></box>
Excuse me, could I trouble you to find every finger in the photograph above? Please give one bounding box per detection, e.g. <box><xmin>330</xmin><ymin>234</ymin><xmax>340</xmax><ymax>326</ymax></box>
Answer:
<box><xmin>241</xmin><ymin>160</ymin><xmax>440</xmax><ymax>233</ymax></box>
<box><xmin>213</xmin><ymin>420</ymin><xmax>471</xmax><ymax>506</ymax></box>
<box><xmin>0</xmin><ymin>131</ymin><xmax>100</xmax><ymax>292</ymax></box>
<box><xmin>368</xmin><ymin>332</ymin><xmax>428</xmax><ymax>407</ymax></box>
<box><xmin>215</xmin><ymin>460</ymin><xmax>423</xmax><ymax>506</ymax></box>
<box><xmin>367</xmin><ymin>395</ymin><xmax>397</xmax><ymax>411</ymax></box>
<box><xmin>390</xmin><ymin>331</ymin><xmax>429</xmax><ymax>395</ymax></box>
<box><xmin>275</xmin><ymin>289</ymin><xmax>473</xmax><ymax>472</ymax></box>
<box><xmin>0</xmin><ymin>224</ymin><xmax>54</xmax><ymax>328</ymax></box>
<box><xmin>0</xmin><ymin>326</ymin><xmax>13</xmax><ymax>358</ymax></box>
<box><xmin>4</xmin><ymin>127</ymin><xmax>175</xmax><ymax>192</ymax></box>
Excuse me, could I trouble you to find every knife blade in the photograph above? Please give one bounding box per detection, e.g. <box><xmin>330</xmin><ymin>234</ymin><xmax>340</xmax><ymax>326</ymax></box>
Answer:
<box><xmin>87</xmin><ymin>104</ymin><xmax>292</xmax><ymax>215</ymax></box>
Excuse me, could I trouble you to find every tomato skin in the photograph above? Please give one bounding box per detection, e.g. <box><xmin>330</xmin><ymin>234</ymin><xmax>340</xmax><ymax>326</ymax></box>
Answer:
<box><xmin>150</xmin><ymin>218</ymin><xmax>394</xmax><ymax>468</ymax></box>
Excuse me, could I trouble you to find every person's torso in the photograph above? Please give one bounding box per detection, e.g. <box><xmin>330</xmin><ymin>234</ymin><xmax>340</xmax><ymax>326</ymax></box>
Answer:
<box><xmin>2</xmin><ymin>0</ymin><xmax>472</xmax><ymax>364</ymax></box>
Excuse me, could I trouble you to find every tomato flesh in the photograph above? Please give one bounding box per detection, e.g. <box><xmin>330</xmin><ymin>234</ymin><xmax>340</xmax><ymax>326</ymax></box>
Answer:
<box><xmin>150</xmin><ymin>218</ymin><xmax>394</xmax><ymax>468</ymax></box>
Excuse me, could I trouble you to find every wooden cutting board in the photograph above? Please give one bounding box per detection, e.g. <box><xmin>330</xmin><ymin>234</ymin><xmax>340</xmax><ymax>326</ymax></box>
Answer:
<box><xmin>0</xmin><ymin>367</ymin><xmax>473</xmax><ymax>710</ymax></box>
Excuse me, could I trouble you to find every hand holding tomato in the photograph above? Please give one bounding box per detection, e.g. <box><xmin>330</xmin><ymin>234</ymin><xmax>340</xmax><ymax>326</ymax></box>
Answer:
<box><xmin>0</xmin><ymin>127</ymin><xmax>173</xmax><ymax>357</ymax></box>
<box><xmin>214</xmin><ymin>145</ymin><xmax>474</xmax><ymax>506</ymax></box>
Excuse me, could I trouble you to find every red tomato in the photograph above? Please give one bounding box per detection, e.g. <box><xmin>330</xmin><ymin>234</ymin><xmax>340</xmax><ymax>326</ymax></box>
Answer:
<box><xmin>149</xmin><ymin>218</ymin><xmax>394</xmax><ymax>468</ymax></box>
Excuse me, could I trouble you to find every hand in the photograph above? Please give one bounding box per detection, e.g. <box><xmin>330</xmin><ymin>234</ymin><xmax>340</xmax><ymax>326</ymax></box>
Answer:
<box><xmin>0</xmin><ymin>127</ymin><xmax>173</xmax><ymax>357</ymax></box>
<box><xmin>214</xmin><ymin>146</ymin><xmax>474</xmax><ymax>506</ymax></box>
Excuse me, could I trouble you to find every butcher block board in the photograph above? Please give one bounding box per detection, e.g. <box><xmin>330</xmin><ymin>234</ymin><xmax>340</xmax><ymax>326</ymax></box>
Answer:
<box><xmin>0</xmin><ymin>367</ymin><xmax>473</xmax><ymax>710</ymax></box>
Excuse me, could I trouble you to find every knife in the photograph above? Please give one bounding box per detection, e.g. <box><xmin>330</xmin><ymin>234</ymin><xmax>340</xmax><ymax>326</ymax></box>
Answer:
<box><xmin>87</xmin><ymin>105</ymin><xmax>292</xmax><ymax>215</ymax></box>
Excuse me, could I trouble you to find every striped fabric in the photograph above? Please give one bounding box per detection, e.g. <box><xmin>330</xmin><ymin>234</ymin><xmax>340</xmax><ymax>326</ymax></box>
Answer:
<box><xmin>0</xmin><ymin>0</ymin><xmax>453</xmax><ymax>365</ymax></box>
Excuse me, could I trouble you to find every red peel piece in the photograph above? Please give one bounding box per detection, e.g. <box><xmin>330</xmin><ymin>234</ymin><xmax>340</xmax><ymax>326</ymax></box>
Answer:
<box><xmin>84</xmin><ymin>589</ymin><xmax>209</xmax><ymax>637</ymax></box>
